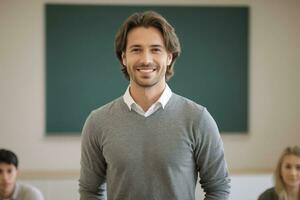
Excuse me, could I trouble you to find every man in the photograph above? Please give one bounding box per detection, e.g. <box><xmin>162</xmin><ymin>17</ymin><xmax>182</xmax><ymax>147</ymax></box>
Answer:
<box><xmin>0</xmin><ymin>149</ymin><xmax>44</xmax><ymax>200</ymax></box>
<box><xmin>79</xmin><ymin>11</ymin><xmax>230</xmax><ymax>200</ymax></box>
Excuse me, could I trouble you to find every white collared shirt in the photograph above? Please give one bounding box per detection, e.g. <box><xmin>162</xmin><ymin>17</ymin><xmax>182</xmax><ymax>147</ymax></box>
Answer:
<box><xmin>123</xmin><ymin>84</ymin><xmax>172</xmax><ymax>117</ymax></box>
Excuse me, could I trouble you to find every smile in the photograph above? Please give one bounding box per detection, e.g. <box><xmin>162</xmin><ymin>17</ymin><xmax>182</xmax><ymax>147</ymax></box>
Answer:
<box><xmin>137</xmin><ymin>68</ymin><xmax>156</xmax><ymax>73</ymax></box>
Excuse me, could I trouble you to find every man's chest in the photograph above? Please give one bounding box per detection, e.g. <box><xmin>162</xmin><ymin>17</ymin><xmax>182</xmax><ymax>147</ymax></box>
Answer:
<box><xmin>100</xmin><ymin>120</ymin><xmax>196</xmax><ymax>172</ymax></box>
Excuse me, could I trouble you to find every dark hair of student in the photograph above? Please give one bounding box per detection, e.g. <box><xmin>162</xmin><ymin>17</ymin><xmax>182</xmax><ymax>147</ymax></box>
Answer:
<box><xmin>115</xmin><ymin>10</ymin><xmax>181</xmax><ymax>81</ymax></box>
<box><xmin>0</xmin><ymin>149</ymin><xmax>19</xmax><ymax>168</ymax></box>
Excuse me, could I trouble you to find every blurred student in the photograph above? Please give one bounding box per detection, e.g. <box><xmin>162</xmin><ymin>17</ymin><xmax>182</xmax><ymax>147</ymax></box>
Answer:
<box><xmin>0</xmin><ymin>149</ymin><xmax>44</xmax><ymax>200</ymax></box>
<box><xmin>258</xmin><ymin>146</ymin><xmax>300</xmax><ymax>200</ymax></box>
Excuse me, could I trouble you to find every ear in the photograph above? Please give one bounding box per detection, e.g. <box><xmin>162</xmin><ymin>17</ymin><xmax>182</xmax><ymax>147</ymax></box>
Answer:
<box><xmin>121</xmin><ymin>52</ymin><xmax>126</xmax><ymax>66</ymax></box>
<box><xmin>167</xmin><ymin>53</ymin><xmax>173</xmax><ymax>66</ymax></box>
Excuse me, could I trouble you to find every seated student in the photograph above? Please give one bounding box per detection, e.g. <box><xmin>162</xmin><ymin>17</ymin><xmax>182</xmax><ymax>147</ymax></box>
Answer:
<box><xmin>0</xmin><ymin>149</ymin><xmax>44</xmax><ymax>200</ymax></box>
<box><xmin>258</xmin><ymin>146</ymin><xmax>300</xmax><ymax>200</ymax></box>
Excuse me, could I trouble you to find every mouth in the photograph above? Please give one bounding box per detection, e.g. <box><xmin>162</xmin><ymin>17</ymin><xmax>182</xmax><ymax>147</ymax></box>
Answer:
<box><xmin>1</xmin><ymin>182</ymin><xmax>12</xmax><ymax>188</ymax></box>
<box><xmin>288</xmin><ymin>178</ymin><xmax>299</xmax><ymax>181</ymax></box>
<box><xmin>286</xmin><ymin>178</ymin><xmax>300</xmax><ymax>184</ymax></box>
<box><xmin>136</xmin><ymin>68</ymin><xmax>156</xmax><ymax>74</ymax></box>
<box><xmin>137</xmin><ymin>68</ymin><xmax>156</xmax><ymax>72</ymax></box>
<box><xmin>135</xmin><ymin>63</ymin><xmax>158</xmax><ymax>74</ymax></box>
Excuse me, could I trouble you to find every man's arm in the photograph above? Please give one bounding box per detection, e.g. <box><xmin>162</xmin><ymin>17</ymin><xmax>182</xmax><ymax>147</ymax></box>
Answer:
<box><xmin>194</xmin><ymin>108</ymin><xmax>231</xmax><ymax>200</ymax></box>
<box><xmin>79</xmin><ymin>112</ymin><xmax>107</xmax><ymax>200</ymax></box>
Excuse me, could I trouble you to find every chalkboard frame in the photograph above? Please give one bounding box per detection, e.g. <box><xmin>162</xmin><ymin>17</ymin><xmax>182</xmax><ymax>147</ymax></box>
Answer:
<box><xmin>46</xmin><ymin>4</ymin><xmax>249</xmax><ymax>135</ymax></box>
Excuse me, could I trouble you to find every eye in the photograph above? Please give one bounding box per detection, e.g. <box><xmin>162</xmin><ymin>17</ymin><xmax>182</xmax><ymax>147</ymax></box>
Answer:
<box><xmin>284</xmin><ymin>164</ymin><xmax>292</xmax><ymax>169</ymax></box>
<box><xmin>130</xmin><ymin>48</ymin><xmax>141</xmax><ymax>53</ymax></box>
<box><xmin>151</xmin><ymin>48</ymin><xmax>162</xmax><ymax>53</ymax></box>
<box><xmin>296</xmin><ymin>165</ymin><xmax>300</xmax><ymax>170</ymax></box>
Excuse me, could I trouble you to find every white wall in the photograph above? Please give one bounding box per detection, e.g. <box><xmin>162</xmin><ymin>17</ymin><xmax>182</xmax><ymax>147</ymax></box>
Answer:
<box><xmin>0</xmin><ymin>0</ymin><xmax>299</xmax><ymax>175</ymax></box>
<box><xmin>20</xmin><ymin>173</ymin><xmax>273</xmax><ymax>200</ymax></box>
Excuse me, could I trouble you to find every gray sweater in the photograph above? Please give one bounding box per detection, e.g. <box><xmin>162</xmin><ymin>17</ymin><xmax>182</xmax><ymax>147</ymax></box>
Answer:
<box><xmin>79</xmin><ymin>93</ymin><xmax>230</xmax><ymax>200</ymax></box>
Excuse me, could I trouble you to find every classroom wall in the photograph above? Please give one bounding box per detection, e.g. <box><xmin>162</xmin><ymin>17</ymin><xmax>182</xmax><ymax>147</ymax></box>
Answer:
<box><xmin>0</xmin><ymin>0</ymin><xmax>299</xmax><ymax>175</ymax></box>
<box><xmin>18</xmin><ymin>173</ymin><xmax>274</xmax><ymax>200</ymax></box>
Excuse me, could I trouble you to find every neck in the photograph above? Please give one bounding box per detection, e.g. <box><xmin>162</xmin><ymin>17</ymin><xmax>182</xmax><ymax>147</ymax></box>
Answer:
<box><xmin>129</xmin><ymin>81</ymin><xmax>166</xmax><ymax>112</ymax></box>
<box><xmin>286</xmin><ymin>186</ymin><xmax>299</xmax><ymax>200</ymax></box>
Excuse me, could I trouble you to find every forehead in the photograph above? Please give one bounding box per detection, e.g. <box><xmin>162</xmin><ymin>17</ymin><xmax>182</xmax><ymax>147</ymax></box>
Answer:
<box><xmin>0</xmin><ymin>163</ymin><xmax>17</xmax><ymax>170</ymax></box>
<box><xmin>282</xmin><ymin>154</ymin><xmax>300</xmax><ymax>165</ymax></box>
<box><xmin>127</xmin><ymin>26</ymin><xmax>165</xmax><ymax>47</ymax></box>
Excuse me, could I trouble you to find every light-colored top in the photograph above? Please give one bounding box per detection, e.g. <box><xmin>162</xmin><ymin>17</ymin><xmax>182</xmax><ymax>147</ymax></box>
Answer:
<box><xmin>123</xmin><ymin>84</ymin><xmax>172</xmax><ymax>117</ymax></box>
<box><xmin>0</xmin><ymin>182</ymin><xmax>44</xmax><ymax>200</ymax></box>
<box><xmin>79</xmin><ymin>93</ymin><xmax>231</xmax><ymax>200</ymax></box>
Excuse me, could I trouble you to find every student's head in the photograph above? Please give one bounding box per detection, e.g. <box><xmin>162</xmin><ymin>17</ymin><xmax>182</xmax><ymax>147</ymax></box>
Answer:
<box><xmin>274</xmin><ymin>146</ymin><xmax>300</xmax><ymax>200</ymax></box>
<box><xmin>0</xmin><ymin>149</ymin><xmax>19</xmax><ymax>198</ymax></box>
<box><xmin>115</xmin><ymin>10</ymin><xmax>181</xmax><ymax>82</ymax></box>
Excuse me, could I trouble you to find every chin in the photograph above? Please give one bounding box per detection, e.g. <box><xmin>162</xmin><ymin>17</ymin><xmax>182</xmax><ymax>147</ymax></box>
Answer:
<box><xmin>285</xmin><ymin>182</ymin><xmax>300</xmax><ymax>188</ymax></box>
<box><xmin>134</xmin><ymin>79</ymin><xmax>157</xmax><ymax>87</ymax></box>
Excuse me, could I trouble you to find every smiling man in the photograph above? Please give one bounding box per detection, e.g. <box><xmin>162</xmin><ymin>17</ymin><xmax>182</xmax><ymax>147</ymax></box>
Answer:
<box><xmin>0</xmin><ymin>149</ymin><xmax>44</xmax><ymax>200</ymax></box>
<box><xmin>79</xmin><ymin>11</ymin><xmax>230</xmax><ymax>200</ymax></box>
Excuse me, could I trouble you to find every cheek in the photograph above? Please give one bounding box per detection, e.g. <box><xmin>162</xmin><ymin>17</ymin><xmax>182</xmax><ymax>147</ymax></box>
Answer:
<box><xmin>281</xmin><ymin>168</ymin><xmax>289</xmax><ymax>179</ymax></box>
<box><xmin>10</xmin><ymin>172</ymin><xmax>17</xmax><ymax>181</ymax></box>
<box><xmin>124</xmin><ymin>58</ymin><xmax>137</xmax><ymax>67</ymax></box>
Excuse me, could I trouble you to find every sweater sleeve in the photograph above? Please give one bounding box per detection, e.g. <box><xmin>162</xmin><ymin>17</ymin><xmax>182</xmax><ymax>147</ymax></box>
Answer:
<box><xmin>79</xmin><ymin>112</ymin><xmax>107</xmax><ymax>200</ymax></box>
<box><xmin>194</xmin><ymin>108</ymin><xmax>231</xmax><ymax>200</ymax></box>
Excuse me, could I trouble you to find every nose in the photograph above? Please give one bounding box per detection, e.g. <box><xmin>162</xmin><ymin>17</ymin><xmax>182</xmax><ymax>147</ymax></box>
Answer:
<box><xmin>140</xmin><ymin>51</ymin><xmax>153</xmax><ymax>65</ymax></box>
<box><xmin>2</xmin><ymin>172</ymin><xmax>9</xmax><ymax>181</ymax></box>
<box><xmin>286</xmin><ymin>167</ymin><xmax>298</xmax><ymax>178</ymax></box>
<box><xmin>0</xmin><ymin>173</ymin><xmax>8</xmax><ymax>183</ymax></box>
<box><xmin>290</xmin><ymin>168</ymin><xmax>297</xmax><ymax>175</ymax></box>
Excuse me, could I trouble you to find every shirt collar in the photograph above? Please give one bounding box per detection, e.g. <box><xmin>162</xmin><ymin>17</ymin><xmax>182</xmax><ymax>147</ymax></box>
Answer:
<box><xmin>123</xmin><ymin>84</ymin><xmax>172</xmax><ymax>110</ymax></box>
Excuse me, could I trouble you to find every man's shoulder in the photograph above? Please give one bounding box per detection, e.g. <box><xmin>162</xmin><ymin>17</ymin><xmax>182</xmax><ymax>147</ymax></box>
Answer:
<box><xmin>170</xmin><ymin>93</ymin><xmax>218</xmax><ymax>127</ymax></box>
<box><xmin>15</xmin><ymin>182</ymin><xmax>44</xmax><ymax>200</ymax></box>
<box><xmin>82</xmin><ymin>96</ymin><xmax>126</xmax><ymax>126</ymax></box>
<box><xmin>91</xmin><ymin>96</ymin><xmax>124</xmax><ymax>115</ymax></box>
<box><xmin>170</xmin><ymin>93</ymin><xmax>205</xmax><ymax>113</ymax></box>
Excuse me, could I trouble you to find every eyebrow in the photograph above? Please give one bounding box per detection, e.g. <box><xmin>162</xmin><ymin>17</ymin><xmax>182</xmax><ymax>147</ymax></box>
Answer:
<box><xmin>127</xmin><ymin>44</ymin><xmax>164</xmax><ymax>49</ymax></box>
<box><xmin>283</xmin><ymin>162</ymin><xmax>300</xmax><ymax>166</ymax></box>
<box><xmin>128</xmin><ymin>44</ymin><xmax>142</xmax><ymax>49</ymax></box>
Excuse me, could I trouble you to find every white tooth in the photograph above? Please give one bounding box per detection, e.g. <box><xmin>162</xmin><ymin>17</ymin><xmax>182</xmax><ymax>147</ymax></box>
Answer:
<box><xmin>139</xmin><ymin>69</ymin><xmax>153</xmax><ymax>73</ymax></box>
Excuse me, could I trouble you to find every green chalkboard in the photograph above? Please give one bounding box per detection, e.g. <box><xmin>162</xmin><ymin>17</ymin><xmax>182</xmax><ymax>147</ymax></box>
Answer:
<box><xmin>46</xmin><ymin>4</ymin><xmax>249</xmax><ymax>134</ymax></box>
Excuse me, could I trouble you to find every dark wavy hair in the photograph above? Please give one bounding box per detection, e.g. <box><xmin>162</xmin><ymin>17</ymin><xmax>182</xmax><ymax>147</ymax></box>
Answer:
<box><xmin>115</xmin><ymin>10</ymin><xmax>181</xmax><ymax>81</ymax></box>
<box><xmin>0</xmin><ymin>149</ymin><xmax>19</xmax><ymax>168</ymax></box>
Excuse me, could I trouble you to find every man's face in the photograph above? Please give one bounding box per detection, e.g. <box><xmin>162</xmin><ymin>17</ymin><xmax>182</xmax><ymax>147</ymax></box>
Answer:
<box><xmin>122</xmin><ymin>26</ymin><xmax>172</xmax><ymax>89</ymax></box>
<box><xmin>0</xmin><ymin>163</ymin><xmax>17</xmax><ymax>198</ymax></box>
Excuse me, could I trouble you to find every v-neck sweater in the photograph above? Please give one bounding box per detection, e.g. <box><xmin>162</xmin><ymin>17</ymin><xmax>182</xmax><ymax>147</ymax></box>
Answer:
<box><xmin>79</xmin><ymin>93</ymin><xmax>230</xmax><ymax>200</ymax></box>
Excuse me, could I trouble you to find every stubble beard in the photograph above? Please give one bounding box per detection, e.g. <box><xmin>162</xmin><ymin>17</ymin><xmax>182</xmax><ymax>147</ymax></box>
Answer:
<box><xmin>130</xmin><ymin>63</ymin><xmax>166</xmax><ymax>88</ymax></box>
